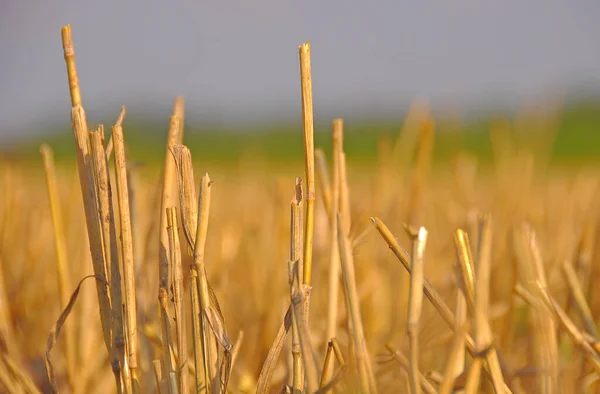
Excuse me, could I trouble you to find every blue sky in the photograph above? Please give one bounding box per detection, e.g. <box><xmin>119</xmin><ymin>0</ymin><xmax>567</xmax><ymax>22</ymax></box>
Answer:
<box><xmin>1</xmin><ymin>0</ymin><xmax>599</xmax><ymax>141</ymax></box>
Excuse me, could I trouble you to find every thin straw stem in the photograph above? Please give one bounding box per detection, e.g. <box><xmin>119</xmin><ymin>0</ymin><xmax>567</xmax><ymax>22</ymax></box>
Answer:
<box><xmin>439</xmin><ymin>322</ymin><xmax>468</xmax><ymax>394</ymax></box>
<box><xmin>299</xmin><ymin>41</ymin><xmax>315</xmax><ymax>286</ymax></box>
<box><xmin>171</xmin><ymin>145</ymin><xmax>204</xmax><ymax>392</ymax></box>
<box><xmin>372</xmin><ymin>216</ymin><xmax>514</xmax><ymax>392</ymax></box>
<box><xmin>472</xmin><ymin>215</ymin><xmax>505</xmax><ymax>394</ymax></box>
<box><xmin>159</xmin><ymin>104</ymin><xmax>183</xmax><ymax>298</ymax></box>
<box><xmin>288</xmin><ymin>261</ymin><xmax>319</xmax><ymax>394</ymax></box>
<box><xmin>513</xmin><ymin>223</ymin><xmax>559</xmax><ymax>392</ymax></box>
<box><xmin>167</xmin><ymin>208</ymin><xmax>188</xmax><ymax>394</ymax></box>
<box><xmin>193</xmin><ymin>174</ymin><xmax>214</xmax><ymax>393</ymax></box>
<box><xmin>61</xmin><ymin>25</ymin><xmax>82</xmax><ymax>107</ymax></box>
<box><xmin>110</xmin><ymin>107</ymin><xmax>139</xmax><ymax>391</ymax></box>
<box><xmin>453</xmin><ymin>230</ymin><xmax>475</xmax><ymax>311</ymax></box>
<box><xmin>406</xmin><ymin>226</ymin><xmax>427</xmax><ymax>394</ymax></box>
<box><xmin>61</xmin><ymin>25</ymin><xmax>113</xmax><ymax>362</ymax></box>
<box><xmin>90</xmin><ymin>128</ymin><xmax>128</xmax><ymax>394</ymax></box>
<box><xmin>290</xmin><ymin>178</ymin><xmax>304</xmax><ymax>393</ymax></box>
<box><xmin>159</xmin><ymin>286</ymin><xmax>176</xmax><ymax>394</ymax></box>
<box><xmin>338</xmin><ymin>213</ymin><xmax>377</xmax><ymax>394</ymax></box>
<box><xmin>325</xmin><ymin>119</ymin><xmax>343</xmax><ymax>386</ymax></box>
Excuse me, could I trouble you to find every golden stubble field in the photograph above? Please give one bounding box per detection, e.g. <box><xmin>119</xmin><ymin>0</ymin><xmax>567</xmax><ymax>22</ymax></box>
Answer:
<box><xmin>2</xmin><ymin>23</ymin><xmax>600</xmax><ymax>394</ymax></box>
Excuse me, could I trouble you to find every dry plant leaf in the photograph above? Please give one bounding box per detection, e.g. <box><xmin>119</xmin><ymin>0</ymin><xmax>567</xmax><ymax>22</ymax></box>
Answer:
<box><xmin>256</xmin><ymin>306</ymin><xmax>293</xmax><ymax>394</ymax></box>
<box><xmin>204</xmin><ymin>305</ymin><xmax>233</xmax><ymax>392</ymax></box>
<box><xmin>45</xmin><ymin>275</ymin><xmax>107</xmax><ymax>394</ymax></box>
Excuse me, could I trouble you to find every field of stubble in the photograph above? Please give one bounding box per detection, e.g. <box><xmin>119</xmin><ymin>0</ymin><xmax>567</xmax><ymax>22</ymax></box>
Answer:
<box><xmin>3</xmin><ymin>22</ymin><xmax>600</xmax><ymax>394</ymax></box>
<box><xmin>3</xmin><ymin>123</ymin><xmax>600</xmax><ymax>393</ymax></box>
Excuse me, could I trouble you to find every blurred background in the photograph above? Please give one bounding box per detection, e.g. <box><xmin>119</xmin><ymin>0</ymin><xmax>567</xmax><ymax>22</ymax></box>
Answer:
<box><xmin>1</xmin><ymin>0</ymin><xmax>600</xmax><ymax>163</ymax></box>
<box><xmin>2</xmin><ymin>3</ymin><xmax>600</xmax><ymax>392</ymax></box>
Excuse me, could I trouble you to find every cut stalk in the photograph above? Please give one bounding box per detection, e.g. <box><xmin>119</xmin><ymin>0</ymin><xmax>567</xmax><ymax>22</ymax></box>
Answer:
<box><xmin>537</xmin><ymin>288</ymin><xmax>600</xmax><ymax>375</ymax></box>
<box><xmin>288</xmin><ymin>261</ymin><xmax>319</xmax><ymax>394</ymax></box>
<box><xmin>464</xmin><ymin>357</ymin><xmax>483</xmax><ymax>394</ymax></box>
<box><xmin>90</xmin><ymin>128</ymin><xmax>128</xmax><ymax>394</ymax></box>
<box><xmin>171</xmin><ymin>145</ymin><xmax>204</xmax><ymax>392</ymax></box>
<box><xmin>452</xmin><ymin>276</ymin><xmax>468</xmax><ymax>380</ymax></box>
<box><xmin>299</xmin><ymin>41</ymin><xmax>315</xmax><ymax>287</ymax></box>
<box><xmin>157</xmin><ymin>103</ymin><xmax>183</xmax><ymax>393</ymax></box>
<box><xmin>453</xmin><ymin>230</ymin><xmax>475</xmax><ymax>311</ymax></box>
<box><xmin>471</xmin><ymin>215</ymin><xmax>505</xmax><ymax>394</ymax></box>
<box><xmin>190</xmin><ymin>269</ymin><xmax>204</xmax><ymax>393</ymax></box>
<box><xmin>372</xmin><ymin>217</ymin><xmax>458</xmax><ymax>335</ymax></box>
<box><xmin>110</xmin><ymin>107</ymin><xmax>140</xmax><ymax>391</ymax></box>
<box><xmin>193</xmin><ymin>174</ymin><xmax>214</xmax><ymax>394</ymax></box>
<box><xmin>513</xmin><ymin>223</ymin><xmax>559</xmax><ymax>392</ymax></box>
<box><xmin>61</xmin><ymin>24</ymin><xmax>113</xmax><ymax>365</ymax></box>
<box><xmin>290</xmin><ymin>178</ymin><xmax>304</xmax><ymax>393</ymax></box>
<box><xmin>40</xmin><ymin>144</ymin><xmax>75</xmax><ymax>391</ymax></box>
<box><xmin>406</xmin><ymin>226</ymin><xmax>427</xmax><ymax>394</ymax></box>
<box><xmin>167</xmin><ymin>208</ymin><xmax>188</xmax><ymax>394</ymax></box>
<box><xmin>338</xmin><ymin>213</ymin><xmax>377</xmax><ymax>394</ymax></box>
<box><xmin>159</xmin><ymin>104</ymin><xmax>183</xmax><ymax>305</ymax></box>
<box><xmin>325</xmin><ymin>119</ymin><xmax>343</xmax><ymax>385</ymax></box>
<box><xmin>439</xmin><ymin>322</ymin><xmax>469</xmax><ymax>394</ymax></box>
<box><xmin>171</xmin><ymin>145</ymin><xmax>198</xmax><ymax>253</ymax></box>
<box><xmin>159</xmin><ymin>286</ymin><xmax>176</xmax><ymax>394</ymax></box>
<box><xmin>61</xmin><ymin>24</ymin><xmax>82</xmax><ymax>108</ymax></box>
<box><xmin>372</xmin><ymin>217</ymin><xmax>514</xmax><ymax>392</ymax></box>
<box><xmin>337</xmin><ymin>131</ymin><xmax>355</xmax><ymax>363</ymax></box>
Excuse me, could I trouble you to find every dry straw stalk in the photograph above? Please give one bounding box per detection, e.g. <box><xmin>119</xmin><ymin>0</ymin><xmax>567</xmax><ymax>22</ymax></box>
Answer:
<box><xmin>406</xmin><ymin>226</ymin><xmax>427</xmax><ymax>394</ymax></box>
<box><xmin>324</xmin><ymin>119</ymin><xmax>343</xmax><ymax>388</ymax></box>
<box><xmin>171</xmin><ymin>144</ymin><xmax>204</xmax><ymax>392</ymax></box>
<box><xmin>159</xmin><ymin>102</ymin><xmax>183</xmax><ymax>298</ymax></box>
<box><xmin>372</xmin><ymin>217</ymin><xmax>515</xmax><ymax>391</ymax></box>
<box><xmin>288</xmin><ymin>261</ymin><xmax>318</xmax><ymax>393</ymax></box>
<box><xmin>167</xmin><ymin>208</ymin><xmax>188</xmax><ymax>394</ymax></box>
<box><xmin>90</xmin><ymin>127</ymin><xmax>129</xmax><ymax>393</ymax></box>
<box><xmin>290</xmin><ymin>178</ymin><xmax>304</xmax><ymax>393</ymax></box>
<box><xmin>110</xmin><ymin>107</ymin><xmax>140</xmax><ymax>390</ymax></box>
<box><xmin>193</xmin><ymin>173</ymin><xmax>219</xmax><ymax>393</ymax></box>
<box><xmin>298</xmin><ymin>41</ymin><xmax>315</xmax><ymax>287</ymax></box>
<box><xmin>338</xmin><ymin>213</ymin><xmax>377</xmax><ymax>394</ymax></box>
<box><xmin>61</xmin><ymin>25</ymin><xmax>114</xmax><ymax>363</ymax></box>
